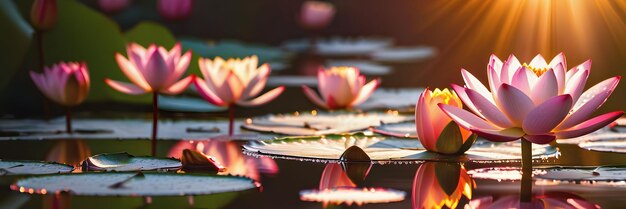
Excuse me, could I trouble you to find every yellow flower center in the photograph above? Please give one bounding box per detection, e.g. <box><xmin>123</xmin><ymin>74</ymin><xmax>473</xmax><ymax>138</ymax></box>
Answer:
<box><xmin>431</xmin><ymin>88</ymin><xmax>454</xmax><ymax>104</ymax></box>
<box><xmin>522</xmin><ymin>63</ymin><xmax>549</xmax><ymax>77</ymax></box>
<box><xmin>327</xmin><ymin>66</ymin><xmax>356</xmax><ymax>75</ymax></box>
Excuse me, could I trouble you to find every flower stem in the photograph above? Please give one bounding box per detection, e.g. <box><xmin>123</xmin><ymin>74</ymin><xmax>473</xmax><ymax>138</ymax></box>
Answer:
<box><xmin>151</xmin><ymin>93</ymin><xmax>158</xmax><ymax>157</ymax></box>
<box><xmin>520</xmin><ymin>138</ymin><xmax>532</xmax><ymax>203</ymax></box>
<box><xmin>65</xmin><ymin>107</ymin><xmax>72</xmax><ymax>134</ymax></box>
<box><xmin>228</xmin><ymin>105</ymin><xmax>234</xmax><ymax>136</ymax></box>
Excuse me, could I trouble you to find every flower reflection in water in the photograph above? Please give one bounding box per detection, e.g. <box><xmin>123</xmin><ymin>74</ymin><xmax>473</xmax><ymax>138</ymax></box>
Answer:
<box><xmin>300</xmin><ymin>163</ymin><xmax>405</xmax><ymax>208</ymax></box>
<box><xmin>413</xmin><ymin>162</ymin><xmax>474</xmax><ymax>209</ymax></box>
<box><xmin>44</xmin><ymin>139</ymin><xmax>91</xmax><ymax>209</ymax></box>
<box><xmin>168</xmin><ymin>140</ymin><xmax>278</xmax><ymax>180</ymax></box>
<box><xmin>467</xmin><ymin>192</ymin><xmax>600</xmax><ymax>209</ymax></box>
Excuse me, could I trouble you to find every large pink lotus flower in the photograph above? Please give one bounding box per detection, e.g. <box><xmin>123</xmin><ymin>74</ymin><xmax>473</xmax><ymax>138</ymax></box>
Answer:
<box><xmin>105</xmin><ymin>43</ymin><xmax>194</xmax><ymax>95</ymax></box>
<box><xmin>194</xmin><ymin>56</ymin><xmax>285</xmax><ymax>135</ymax></box>
<box><xmin>303</xmin><ymin>67</ymin><xmax>380</xmax><ymax>110</ymax></box>
<box><xmin>416</xmin><ymin>88</ymin><xmax>476</xmax><ymax>155</ymax></box>
<box><xmin>30</xmin><ymin>0</ymin><xmax>57</xmax><ymax>31</ymax></box>
<box><xmin>299</xmin><ymin>1</ymin><xmax>336</xmax><ymax>30</ymax></box>
<box><xmin>440</xmin><ymin>53</ymin><xmax>623</xmax><ymax>144</ymax></box>
<box><xmin>30</xmin><ymin>61</ymin><xmax>90</xmax><ymax>107</ymax></box>
<box><xmin>106</xmin><ymin>43</ymin><xmax>193</xmax><ymax>156</ymax></box>
<box><xmin>98</xmin><ymin>0</ymin><xmax>129</xmax><ymax>14</ymax></box>
<box><xmin>157</xmin><ymin>0</ymin><xmax>193</xmax><ymax>21</ymax></box>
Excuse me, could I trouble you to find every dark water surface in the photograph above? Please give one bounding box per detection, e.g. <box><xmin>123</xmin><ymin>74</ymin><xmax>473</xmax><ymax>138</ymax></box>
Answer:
<box><xmin>1</xmin><ymin>137</ymin><xmax>626</xmax><ymax>209</ymax></box>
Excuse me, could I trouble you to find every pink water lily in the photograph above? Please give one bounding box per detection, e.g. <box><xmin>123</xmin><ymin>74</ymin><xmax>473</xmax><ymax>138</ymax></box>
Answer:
<box><xmin>194</xmin><ymin>56</ymin><xmax>285</xmax><ymax>135</ymax></box>
<box><xmin>30</xmin><ymin>61</ymin><xmax>90</xmax><ymax>133</ymax></box>
<box><xmin>105</xmin><ymin>43</ymin><xmax>194</xmax><ymax>95</ymax></box>
<box><xmin>30</xmin><ymin>62</ymin><xmax>90</xmax><ymax>107</ymax></box>
<box><xmin>157</xmin><ymin>0</ymin><xmax>193</xmax><ymax>20</ymax></box>
<box><xmin>106</xmin><ymin>43</ymin><xmax>193</xmax><ymax>156</ymax></box>
<box><xmin>416</xmin><ymin>88</ymin><xmax>475</xmax><ymax>155</ymax></box>
<box><xmin>98</xmin><ymin>0</ymin><xmax>129</xmax><ymax>14</ymax></box>
<box><xmin>440</xmin><ymin>53</ymin><xmax>623</xmax><ymax>144</ymax></box>
<box><xmin>30</xmin><ymin>0</ymin><xmax>57</xmax><ymax>31</ymax></box>
<box><xmin>299</xmin><ymin>1</ymin><xmax>336</xmax><ymax>30</ymax></box>
<box><xmin>303</xmin><ymin>67</ymin><xmax>380</xmax><ymax>110</ymax></box>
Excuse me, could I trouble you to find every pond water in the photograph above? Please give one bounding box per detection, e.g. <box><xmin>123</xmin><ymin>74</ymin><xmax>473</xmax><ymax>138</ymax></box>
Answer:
<box><xmin>0</xmin><ymin>137</ymin><xmax>626</xmax><ymax>209</ymax></box>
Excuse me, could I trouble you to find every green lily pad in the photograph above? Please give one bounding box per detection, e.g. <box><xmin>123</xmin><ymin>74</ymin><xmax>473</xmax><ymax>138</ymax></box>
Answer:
<box><xmin>0</xmin><ymin>118</ymin><xmax>250</xmax><ymax>140</ymax></box>
<box><xmin>158</xmin><ymin>95</ymin><xmax>227</xmax><ymax>112</ymax></box>
<box><xmin>82</xmin><ymin>153</ymin><xmax>181</xmax><ymax>172</ymax></box>
<box><xmin>13</xmin><ymin>172</ymin><xmax>258</xmax><ymax>196</ymax></box>
<box><xmin>299</xmin><ymin>187</ymin><xmax>405</xmax><ymax>206</ymax></box>
<box><xmin>0</xmin><ymin>160</ymin><xmax>73</xmax><ymax>175</ymax></box>
<box><xmin>242</xmin><ymin>132</ymin><xmax>559</xmax><ymax>164</ymax></box>
<box><xmin>180</xmin><ymin>38</ymin><xmax>292</xmax><ymax>71</ymax></box>
<box><xmin>241</xmin><ymin>111</ymin><xmax>413</xmax><ymax>136</ymax></box>
<box><xmin>469</xmin><ymin>166</ymin><xmax>626</xmax><ymax>183</ymax></box>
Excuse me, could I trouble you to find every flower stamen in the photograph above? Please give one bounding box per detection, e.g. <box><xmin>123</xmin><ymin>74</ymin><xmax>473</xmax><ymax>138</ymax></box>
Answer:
<box><xmin>522</xmin><ymin>63</ymin><xmax>549</xmax><ymax>77</ymax></box>
<box><xmin>432</xmin><ymin>88</ymin><xmax>454</xmax><ymax>104</ymax></box>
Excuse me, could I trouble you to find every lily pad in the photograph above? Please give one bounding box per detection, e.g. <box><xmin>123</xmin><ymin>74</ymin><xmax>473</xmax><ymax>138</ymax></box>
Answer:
<box><xmin>577</xmin><ymin>133</ymin><xmax>626</xmax><ymax>153</ymax></box>
<box><xmin>538</xmin><ymin>166</ymin><xmax>626</xmax><ymax>182</ymax></box>
<box><xmin>371</xmin><ymin>121</ymin><xmax>417</xmax><ymax>138</ymax></box>
<box><xmin>12</xmin><ymin>173</ymin><xmax>258</xmax><ymax>196</ymax></box>
<box><xmin>241</xmin><ymin>111</ymin><xmax>413</xmax><ymax>136</ymax></box>
<box><xmin>469</xmin><ymin>166</ymin><xmax>626</xmax><ymax>183</ymax></box>
<box><xmin>158</xmin><ymin>95</ymin><xmax>227</xmax><ymax>113</ymax></box>
<box><xmin>242</xmin><ymin>132</ymin><xmax>559</xmax><ymax>164</ymax></box>
<box><xmin>357</xmin><ymin>88</ymin><xmax>424</xmax><ymax>111</ymax></box>
<box><xmin>0</xmin><ymin>160</ymin><xmax>73</xmax><ymax>175</ymax></box>
<box><xmin>180</xmin><ymin>38</ymin><xmax>292</xmax><ymax>71</ymax></box>
<box><xmin>282</xmin><ymin>37</ymin><xmax>393</xmax><ymax>56</ymax></box>
<box><xmin>82</xmin><ymin>153</ymin><xmax>181</xmax><ymax>172</ymax></box>
<box><xmin>266</xmin><ymin>75</ymin><xmax>317</xmax><ymax>87</ymax></box>
<box><xmin>467</xmin><ymin>167</ymin><xmax>548</xmax><ymax>181</ymax></box>
<box><xmin>370</xmin><ymin>46</ymin><xmax>436</xmax><ymax>63</ymax></box>
<box><xmin>299</xmin><ymin>187</ymin><xmax>405</xmax><ymax>206</ymax></box>
<box><xmin>0</xmin><ymin>118</ymin><xmax>263</xmax><ymax>140</ymax></box>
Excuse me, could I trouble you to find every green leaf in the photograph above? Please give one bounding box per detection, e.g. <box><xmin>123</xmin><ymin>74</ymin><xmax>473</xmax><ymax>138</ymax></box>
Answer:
<box><xmin>436</xmin><ymin>121</ymin><xmax>463</xmax><ymax>154</ymax></box>
<box><xmin>0</xmin><ymin>0</ymin><xmax>33</xmax><ymax>90</ymax></box>
<box><xmin>434</xmin><ymin>163</ymin><xmax>461</xmax><ymax>196</ymax></box>
<box><xmin>339</xmin><ymin>146</ymin><xmax>371</xmax><ymax>162</ymax></box>
<box><xmin>456</xmin><ymin>133</ymin><xmax>477</xmax><ymax>154</ymax></box>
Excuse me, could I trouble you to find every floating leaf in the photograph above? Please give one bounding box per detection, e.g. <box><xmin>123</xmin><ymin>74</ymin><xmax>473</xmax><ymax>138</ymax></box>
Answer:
<box><xmin>0</xmin><ymin>118</ymin><xmax>265</xmax><ymax>140</ymax></box>
<box><xmin>299</xmin><ymin>187</ymin><xmax>405</xmax><ymax>206</ymax></box>
<box><xmin>180</xmin><ymin>38</ymin><xmax>292</xmax><ymax>71</ymax></box>
<box><xmin>538</xmin><ymin>166</ymin><xmax>626</xmax><ymax>182</ymax></box>
<box><xmin>282</xmin><ymin>37</ymin><xmax>393</xmax><ymax>56</ymax></box>
<box><xmin>82</xmin><ymin>153</ymin><xmax>181</xmax><ymax>172</ymax></box>
<box><xmin>357</xmin><ymin>88</ymin><xmax>424</xmax><ymax>111</ymax></box>
<box><xmin>0</xmin><ymin>160</ymin><xmax>73</xmax><ymax>175</ymax></box>
<box><xmin>243</xmin><ymin>132</ymin><xmax>559</xmax><ymax>164</ymax></box>
<box><xmin>158</xmin><ymin>95</ymin><xmax>227</xmax><ymax>112</ymax></box>
<box><xmin>242</xmin><ymin>111</ymin><xmax>412</xmax><ymax>136</ymax></box>
<box><xmin>13</xmin><ymin>173</ymin><xmax>258</xmax><ymax>196</ymax></box>
<box><xmin>370</xmin><ymin>46</ymin><xmax>436</xmax><ymax>63</ymax></box>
